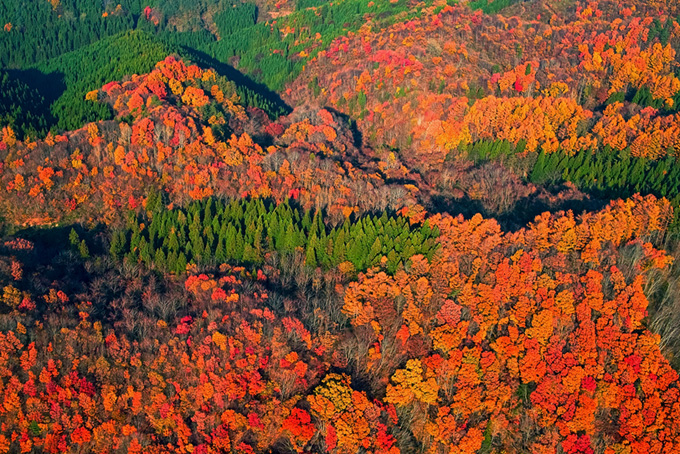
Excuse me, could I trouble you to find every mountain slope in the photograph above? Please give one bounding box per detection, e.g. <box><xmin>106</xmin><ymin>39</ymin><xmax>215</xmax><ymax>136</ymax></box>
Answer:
<box><xmin>1</xmin><ymin>1</ymin><xmax>680</xmax><ymax>454</ymax></box>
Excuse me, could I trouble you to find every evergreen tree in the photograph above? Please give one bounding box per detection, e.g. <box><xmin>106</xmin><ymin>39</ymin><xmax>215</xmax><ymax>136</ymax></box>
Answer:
<box><xmin>314</xmin><ymin>211</ymin><xmax>326</xmax><ymax>238</ymax></box>
<box><xmin>69</xmin><ymin>228</ymin><xmax>80</xmax><ymax>249</ymax></box>
<box><xmin>110</xmin><ymin>230</ymin><xmax>127</xmax><ymax>259</ymax></box>
<box><xmin>146</xmin><ymin>187</ymin><xmax>162</xmax><ymax>214</ymax></box>
<box><xmin>368</xmin><ymin>237</ymin><xmax>383</xmax><ymax>266</ymax></box>
<box><xmin>233</xmin><ymin>229</ymin><xmax>245</xmax><ymax>261</ymax></box>
<box><xmin>215</xmin><ymin>238</ymin><xmax>226</xmax><ymax>263</ymax></box>
<box><xmin>167</xmin><ymin>229</ymin><xmax>180</xmax><ymax>252</ymax></box>
<box><xmin>283</xmin><ymin>223</ymin><xmax>297</xmax><ymax>253</ymax></box>
<box><xmin>154</xmin><ymin>248</ymin><xmax>167</xmax><ymax>269</ymax></box>
<box><xmin>189</xmin><ymin>210</ymin><xmax>202</xmax><ymax>243</ymax></box>
<box><xmin>203</xmin><ymin>198</ymin><xmax>213</xmax><ymax>230</ymax></box>
<box><xmin>347</xmin><ymin>230</ymin><xmax>366</xmax><ymax>270</ymax></box>
<box><xmin>204</xmin><ymin>225</ymin><xmax>215</xmax><ymax>252</ymax></box>
<box><xmin>176</xmin><ymin>252</ymin><xmax>188</xmax><ymax>274</ymax></box>
<box><xmin>212</xmin><ymin>216</ymin><xmax>222</xmax><ymax>236</ymax></box>
<box><xmin>166</xmin><ymin>250</ymin><xmax>178</xmax><ymax>271</ymax></box>
<box><xmin>301</xmin><ymin>210</ymin><xmax>312</xmax><ymax>232</ymax></box>
<box><xmin>332</xmin><ymin>229</ymin><xmax>347</xmax><ymax>264</ymax></box>
<box><xmin>242</xmin><ymin>243</ymin><xmax>257</xmax><ymax>264</ymax></box>
<box><xmin>386</xmin><ymin>249</ymin><xmax>399</xmax><ymax>273</ymax></box>
<box><xmin>149</xmin><ymin>215</ymin><xmax>160</xmax><ymax>249</ymax></box>
<box><xmin>305</xmin><ymin>236</ymin><xmax>318</xmax><ymax>268</ymax></box>
<box><xmin>78</xmin><ymin>240</ymin><xmax>90</xmax><ymax>259</ymax></box>
<box><xmin>192</xmin><ymin>236</ymin><xmax>205</xmax><ymax>264</ymax></box>
<box><xmin>253</xmin><ymin>220</ymin><xmax>264</xmax><ymax>260</ymax></box>
<box><xmin>138</xmin><ymin>237</ymin><xmax>151</xmax><ymax>264</ymax></box>
<box><xmin>130</xmin><ymin>228</ymin><xmax>141</xmax><ymax>253</ymax></box>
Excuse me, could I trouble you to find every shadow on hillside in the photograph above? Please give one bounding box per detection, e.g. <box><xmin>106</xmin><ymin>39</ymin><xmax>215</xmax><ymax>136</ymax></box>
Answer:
<box><xmin>429</xmin><ymin>188</ymin><xmax>610</xmax><ymax>232</ymax></box>
<box><xmin>7</xmin><ymin>68</ymin><xmax>66</xmax><ymax>106</ymax></box>
<box><xmin>180</xmin><ymin>47</ymin><xmax>291</xmax><ymax>117</ymax></box>
<box><xmin>6</xmin><ymin>223</ymin><xmax>108</xmax><ymax>259</ymax></box>
<box><xmin>3</xmin><ymin>68</ymin><xmax>63</xmax><ymax>133</ymax></box>
<box><xmin>0</xmin><ymin>223</ymin><xmax>110</xmax><ymax>299</ymax></box>
<box><xmin>324</xmin><ymin>106</ymin><xmax>364</xmax><ymax>149</ymax></box>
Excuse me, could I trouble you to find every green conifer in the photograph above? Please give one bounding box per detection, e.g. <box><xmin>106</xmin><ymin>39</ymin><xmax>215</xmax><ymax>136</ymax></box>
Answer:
<box><xmin>305</xmin><ymin>237</ymin><xmax>318</xmax><ymax>268</ymax></box>
<box><xmin>69</xmin><ymin>228</ymin><xmax>80</xmax><ymax>249</ymax></box>
<box><xmin>110</xmin><ymin>230</ymin><xmax>127</xmax><ymax>259</ymax></box>
<box><xmin>176</xmin><ymin>252</ymin><xmax>188</xmax><ymax>273</ymax></box>
<box><xmin>154</xmin><ymin>248</ymin><xmax>167</xmax><ymax>269</ymax></box>
<box><xmin>78</xmin><ymin>239</ymin><xmax>90</xmax><ymax>259</ymax></box>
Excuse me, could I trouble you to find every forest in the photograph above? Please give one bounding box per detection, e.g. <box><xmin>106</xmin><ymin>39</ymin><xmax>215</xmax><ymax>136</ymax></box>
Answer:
<box><xmin>2</xmin><ymin>0</ymin><xmax>680</xmax><ymax>453</ymax></box>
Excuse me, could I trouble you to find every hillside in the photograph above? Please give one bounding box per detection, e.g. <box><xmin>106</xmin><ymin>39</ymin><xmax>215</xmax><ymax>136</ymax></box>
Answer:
<box><xmin>0</xmin><ymin>0</ymin><xmax>433</xmax><ymax>138</ymax></box>
<box><xmin>287</xmin><ymin>0</ymin><xmax>680</xmax><ymax>225</ymax></box>
<box><xmin>2</xmin><ymin>1</ymin><xmax>680</xmax><ymax>453</ymax></box>
<box><xmin>0</xmin><ymin>57</ymin><xmax>421</xmax><ymax>227</ymax></box>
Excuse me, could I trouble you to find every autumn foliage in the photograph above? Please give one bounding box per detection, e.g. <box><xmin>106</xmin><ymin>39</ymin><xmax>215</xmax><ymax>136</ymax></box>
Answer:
<box><xmin>0</xmin><ymin>192</ymin><xmax>678</xmax><ymax>453</ymax></box>
<box><xmin>288</xmin><ymin>0</ymin><xmax>680</xmax><ymax>167</ymax></box>
<box><xmin>0</xmin><ymin>57</ymin><xmax>419</xmax><ymax>226</ymax></box>
<box><xmin>1</xmin><ymin>0</ymin><xmax>680</xmax><ymax>453</ymax></box>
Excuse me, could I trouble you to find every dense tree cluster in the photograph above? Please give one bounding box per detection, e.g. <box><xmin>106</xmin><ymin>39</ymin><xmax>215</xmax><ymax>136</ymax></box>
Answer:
<box><xmin>0</xmin><ymin>0</ymin><xmax>430</xmax><ymax>138</ymax></box>
<box><xmin>0</xmin><ymin>70</ymin><xmax>52</xmax><ymax>139</ymax></box>
<box><xmin>288</xmin><ymin>0</ymin><xmax>680</xmax><ymax>168</ymax></box>
<box><xmin>112</xmin><ymin>197</ymin><xmax>439</xmax><ymax>273</ymax></box>
<box><xmin>0</xmin><ymin>194</ymin><xmax>679</xmax><ymax>453</ymax></box>
<box><xmin>1</xmin><ymin>1</ymin><xmax>680</xmax><ymax>453</ymax></box>
<box><xmin>0</xmin><ymin>57</ymin><xmax>420</xmax><ymax>226</ymax></box>
<box><xmin>459</xmin><ymin>138</ymin><xmax>680</xmax><ymax>230</ymax></box>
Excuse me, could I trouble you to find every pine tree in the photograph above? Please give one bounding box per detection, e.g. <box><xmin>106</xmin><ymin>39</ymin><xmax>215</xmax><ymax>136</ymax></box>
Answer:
<box><xmin>158</xmin><ymin>211</ymin><xmax>170</xmax><ymax>239</ymax></box>
<box><xmin>368</xmin><ymin>237</ymin><xmax>382</xmax><ymax>266</ymax></box>
<box><xmin>202</xmin><ymin>199</ymin><xmax>212</xmax><ymax>229</ymax></box>
<box><xmin>318</xmin><ymin>236</ymin><xmax>331</xmax><ymax>267</ymax></box>
<box><xmin>224</xmin><ymin>225</ymin><xmax>236</xmax><ymax>259</ymax></box>
<box><xmin>167</xmin><ymin>229</ymin><xmax>180</xmax><ymax>252</ymax></box>
<box><xmin>242</xmin><ymin>243</ymin><xmax>257</xmax><ymax>264</ymax></box>
<box><xmin>305</xmin><ymin>236</ymin><xmax>318</xmax><ymax>268</ymax></box>
<box><xmin>301</xmin><ymin>209</ymin><xmax>312</xmax><ymax>232</ymax></box>
<box><xmin>531</xmin><ymin>151</ymin><xmax>547</xmax><ymax>183</ymax></box>
<box><xmin>402</xmin><ymin>240</ymin><xmax>416</xmax><ymax>261</ymax></box>
<box><xmin>386</xmin><ymin>249</ymin><xmax>399</xmax><ymax>273</ymax></box>
<box><xmin>283</xmin><ymin>223</ymin><xmax>297</xmax><ymax>253</ymax></box>
<box><xmin>124</xmin><ymin>208</ymin><xmax>136</xmax><ymax>228</ymax></box>
<box><xmin>69</xmin><ymin>228</ymin><xmax>80</xmax><ymax>249</ymax></box>
<box><xmin>130</xmin><ymin>228</ymin><xmax>141</xmax><ymax>253</ymax></box>
<box><xmin>332</xmin><ymin>229</ymin><xmax>347</xmax><ymax>265</ymax></box>
<box><xmin>215</xmin><ymin>237</ymin><xmax>226</xmax><ymax>263</ymax></box>
<box><xmin>383</xmin><ymin>236</ymin><xmax>394</xmax><ymax>254</ymax></box>
<box><xmin>189</xmin><ymin>212</ymin><xmax>202</xmax><ymax>245</ymax></box>
<box><xmin>314</xmin><ymin>210</ymin><xmax>325</xmax><ymax>238</ymax></box>
<box><xmin>252</xmin><ymin>219</ymin><xmax>264</xmax><ymax>261</ymax></box>
<box><xmin>138</xmin><ymin>237</ymin><xmax>150</xmax><ymax>264</ymax></box>
<box><xmin>205</xmin><ymin>225</ymin><xmax>215</xmax><ymax>252</ymax></box>
<box><xmin>125</xmin><ymin>250</ymin><xmax>137</xmax><ymax>265</ymax></box>
<box><xmin>363</xmin><ymin>216</ymin><xmax>376</xmax><ymax>240</ymax></box>
<box><xmin>154</xmin><ymin>248</ymin><xmax>167</xmax><ymax>269</ymax></box>
<box><xmin>78</xmin><ymin>239</ymin><xmax>90</xmax><ymax>259</ymax></box>
<box><xmin>347</xmin><ymin>230</ymin><xmax>366</xmax><ymax>270</ymax></box>
<box><xmin>166</xmin><ymin>250</ymin><xmax>178</xmax><ymax>271</ymax></box>
<box><xmin>211</xmin><ymin>215</ymin><xmax>221</xmax><ymax>235</ymax></box>
<box><xmin>231</xmin><ymin>200</ymin><xmax>244</xmax><ymax>222</ymax></box>
<box><xmin>146</xmin><ymin>186</ymin><xmax>162</xmax><ymax>214</ymax></box>
<box><xmin>149</xmin><ymin>214</ymin><xmax>160</xmax><ymax>249</ymax></box>
<box><xmin>192</xmin><ymin>236</ymin><xmax>205</xmax><ymax>264</ymax></box>
<box><xmin>110</xmin><ymin>230</ymin><xmax>127</xmax><ymax>259</ymax></box>
<box><xmin>177</xmin><ymin>210</ymin><xmax>187</xmax><ymax>228</ymax></box>
<box><xmin>233</xmin><ymin>229</ymin><xmax>245</xmax><ymax>261</ymax></box>
<box><xmin>176</xmin><ymin>252</ymin><xmax>188</xmax><ymax>273</ymax></box>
